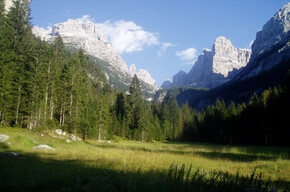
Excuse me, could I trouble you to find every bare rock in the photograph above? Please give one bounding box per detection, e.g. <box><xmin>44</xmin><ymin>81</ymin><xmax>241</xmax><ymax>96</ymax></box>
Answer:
<box><xmin>0</xmin><ymin>134</ymin><xmax>10</xmax><ymax>143</ymax></box>
<box><xmin>68</xmin><ymin>134</ymin><xmax>82</xmax><ymax>141</ymax></box>
<box><xmin>33</xmin><ymin>144</ymin><xmax>55</xmax><ymax>151</ymax></box>
<box><xmin>55</xmin><ymin>129</ymin><xmax>63</xmax><ymax>135</ymax></box>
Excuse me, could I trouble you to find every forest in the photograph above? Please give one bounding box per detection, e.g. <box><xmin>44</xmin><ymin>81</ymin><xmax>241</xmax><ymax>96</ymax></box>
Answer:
<box><xmin>0</xmin><ymin>0</ymin><xmax>289</xmax><ymax>146</ymax></box>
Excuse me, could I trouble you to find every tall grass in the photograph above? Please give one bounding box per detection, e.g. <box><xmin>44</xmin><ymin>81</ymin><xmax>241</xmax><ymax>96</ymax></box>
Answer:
<box><xmin>0</xmin><ymin>127</ymin><xmax>289</xmax><ymax>191</ymax></box>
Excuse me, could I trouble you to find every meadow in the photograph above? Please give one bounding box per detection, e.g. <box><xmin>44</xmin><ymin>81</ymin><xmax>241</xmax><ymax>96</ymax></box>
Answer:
<box><xmin>0</xmin><ymin>127</ymin><xmax>289</xmax><ymax>191</ymax></box>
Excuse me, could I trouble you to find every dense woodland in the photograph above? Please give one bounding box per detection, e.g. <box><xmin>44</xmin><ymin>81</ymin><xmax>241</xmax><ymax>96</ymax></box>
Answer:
<box><xmin>0</xmin><ymin>1</ymin><xmax>289</xmax><ymax>146</ymax></box>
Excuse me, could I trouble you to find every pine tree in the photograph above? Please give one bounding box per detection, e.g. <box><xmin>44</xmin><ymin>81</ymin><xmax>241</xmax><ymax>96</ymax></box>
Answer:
<box><xmin>128</xmin><ymin>75</ymin><xmax>145</xmax><ymax>140</ymax></box>
<box><xmin>1</xmin><ymin>0</ymin><xmax>34</xmax><ymax>127</ymax></box>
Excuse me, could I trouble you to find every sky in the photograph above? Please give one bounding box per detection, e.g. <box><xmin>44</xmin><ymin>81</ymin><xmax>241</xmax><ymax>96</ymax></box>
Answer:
<box><xmin>30</xmin><ymin>0</ymin><xmax>289</xmax><ymax>86</ymax></box>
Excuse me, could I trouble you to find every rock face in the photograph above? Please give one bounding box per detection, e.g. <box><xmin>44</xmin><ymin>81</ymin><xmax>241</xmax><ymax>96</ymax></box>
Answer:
<box><xmin>129</xmin><ymin>64</ymin><xmax>156</xmax><ymax>85</ymax></box>
<box><xmin>161</xmin><ymin>79</ymin><xmax>172</xmax><ymax>89</ymax></box>
<box><xmin>212</xmin><ymin>37</ymin><xmax>251</xmax><ymax>77</ymax></box>
<box><xmin>162</xmin><ymin>37</ymin><xmax>251</xmax><ymax>89</ymax></box>
<box><xmin>33</xmin><ymin>19</ymin><xmax>128</xmax><ymax>73</ymax></box>
<box><xmin>172</xmin><ymin>71</ymin><xmax>187</xmax><ymax>87</ymax></box>
<box><xmin>32</xmin><ymin>18</ymin><xmax>159</xmax><ymax>94</ymax></box>
<box><xmin>234</xmin><ymin>3</ymin><xmax>290</xmax><ymax>80</ymax></box>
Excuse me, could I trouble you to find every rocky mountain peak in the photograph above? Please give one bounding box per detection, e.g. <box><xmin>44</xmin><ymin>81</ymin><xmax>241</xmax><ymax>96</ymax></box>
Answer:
<box><xmin>163</xmin><ymin>36</ymin><xmax>251</xmax><ymax>89</ymax></box>
<box><xmin>235</xmin><ymin>3</ymin><xmax>290</xmax><ymax>80</ymax></box>
<box><xmin>33</xmin><ymin>18</ymin><xmax>159</xmax><ymax>93</ymax></box>
<box><xmin>251</xmin><ymin>3</ymin><xmax>290</xmax><ymax>59</ymax></box>
<box><xmin>129</xmin><ymin>64</ymin><xmax>137</xmax><ymax>76</ymax></box>
<box><xmin>33</xmin><ymin>18</ymin><xmax>129</xmax><ymax>73</ymax></box>
<box><xmin>161</xmin><ymin>79</ymin><xmax>172</xmax><ymax>89</ymax></box>
<box><xmin>212</xmin><ymin>36</ymin><xmax>251</xmax><ymax>77</ymax></box>
<box><xmin>172</xmin><ymin>70</ymin><xmax>187</xmax><ymax>87</ymax></box>
<box><xmin>129</xmin><ymin>64</ymin><xmax>156</xmax><ymax>86</ymax></box>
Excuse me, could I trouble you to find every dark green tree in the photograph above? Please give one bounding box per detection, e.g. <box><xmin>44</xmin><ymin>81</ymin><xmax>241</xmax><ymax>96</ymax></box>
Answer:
<box><xmin>128</xmin><ymin>75</ymin><xmax>145</xmax><ymax>140</ymax></box>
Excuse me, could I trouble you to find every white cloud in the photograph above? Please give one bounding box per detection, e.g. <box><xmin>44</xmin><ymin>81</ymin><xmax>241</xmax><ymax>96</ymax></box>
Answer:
<box><xmin>176</xmin><ymin>48</ymin><xmax>197</xmax><ymax>61</ymax></box>
<box><xmin>96</xmin><ymin>20</ymin><xmax>159</xmax><ymax>54</ymax></box>
<box><xmin>78</xmin><ymin>15</ymin><xmax>95</xmax><ymax>23</ymax></box>
<box><xmin>157</xmin><ymin>42</ymin><xmax>176</xmax><ymax>57</ymax></box>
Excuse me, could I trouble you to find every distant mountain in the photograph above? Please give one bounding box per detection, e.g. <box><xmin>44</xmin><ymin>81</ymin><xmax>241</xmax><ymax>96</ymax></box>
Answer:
<box><xmin>160</xmin><ymin>79</ymin><xmax>172</xmax><ymax>89</ymax></box>
<box><xmin>32</xmin><ymin>18</ymin><xmax>159</xmax><ymax>96</ymax></box>
<box><xmin>177</xmin><ymin>3</ymin><xmax>290</xmax><ymax>110</ymax></box>
<box><xmin>162</xmin><ymin>36</ymin><xmax>251</xmax><ymax>89</ymax></box>
<box><xmin>129</xmin><ymin>64</ymin><xmax>156</xmax><ymax>86</ymax></box>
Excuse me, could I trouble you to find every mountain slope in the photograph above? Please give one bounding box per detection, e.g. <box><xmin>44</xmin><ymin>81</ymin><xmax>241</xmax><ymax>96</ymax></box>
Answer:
<box><xmin>32</xmin><ymin>18</ymin><xmax>159</xmax><ymax>96</ymax></box>
<box><xmin>180</xmin><ymin>3</ymin><xmax>290</xmax><ymax>110</ymax></box>
<box><xmin>234</xmin><ymin>2</ymin><xmax>290</xmax><ymax>81</ymax></box>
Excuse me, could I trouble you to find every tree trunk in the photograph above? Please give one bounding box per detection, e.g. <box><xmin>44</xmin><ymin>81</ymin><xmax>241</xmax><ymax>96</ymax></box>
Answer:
<box><xmin>98</xmin><ymin>125</ymin><xmax>102</xmax><ymax>142</ymax></box>
<box><xmin>15</xmin><ymin>85</ymin><xmax>21</xmax><ymax>125</ymax></box>
<box><xmin>49</xmin><ymin>90</ymin><xmax>54</xmax><ymax>120</ymax></box>
<box><xmin>44</xmin><ymin>64</ymin><xmax>51</xmax><ymax>118</ymax></box>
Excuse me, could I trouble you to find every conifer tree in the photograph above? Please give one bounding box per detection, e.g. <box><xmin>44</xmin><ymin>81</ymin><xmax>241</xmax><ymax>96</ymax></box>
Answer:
<box><xmin>128</xmin><ymin>75</ymin><xmax>145</xmax><ymax>140</ymax></box>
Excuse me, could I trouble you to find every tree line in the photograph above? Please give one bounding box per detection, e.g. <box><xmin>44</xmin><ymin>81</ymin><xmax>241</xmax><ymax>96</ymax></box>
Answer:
<box><xmin>1</xmin><ymin>0</ymin><xmax>288</xmax><ymax>146</ymax></box>
<box><xmin>179</xmin><ymin>78</ymin><xmax>290</xmax><ymax>146</ymax></box>
<box><xmin>0</xmin><ymin>0</ymin><xmax>181</xmax><ymax>142</ymax></box>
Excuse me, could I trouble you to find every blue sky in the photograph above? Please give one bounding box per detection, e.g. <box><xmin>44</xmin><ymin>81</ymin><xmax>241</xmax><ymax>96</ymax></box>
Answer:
<box><xmin>30</xmin><ymin>0</ymin><xmax>289</xmax><ymax>86</ymax></box>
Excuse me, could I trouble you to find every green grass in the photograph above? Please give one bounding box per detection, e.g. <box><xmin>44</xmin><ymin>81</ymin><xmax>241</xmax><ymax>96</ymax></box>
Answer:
<box><xmin>0</xmin><ymin>127</ymin><xmax>289</xmax><ymax>191</ymax></box>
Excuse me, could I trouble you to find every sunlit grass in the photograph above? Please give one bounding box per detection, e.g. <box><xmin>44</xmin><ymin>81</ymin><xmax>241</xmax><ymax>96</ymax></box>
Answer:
<box><xmin>0</xmin><ymin>127</ymin><xmax>289</xmax><ymax>191</ymax></box>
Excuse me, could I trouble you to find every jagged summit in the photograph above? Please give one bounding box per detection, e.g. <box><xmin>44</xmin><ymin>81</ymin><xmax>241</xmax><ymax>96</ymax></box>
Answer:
<box><xmin>33</xmin><ymin>18</ymin><xmax>129</xmax><ymax>73</ymax></box>
<box><xmin>162</xmin><ymin>36</ymin><xmax>251</xmax><ymax>89</ymax></box>
<box><xmin>212</xmin><ymin>36</ymin><xmax>251</xmax><ymax>78</ymax></box>
<box><xmin>235</xmin><ymin>2</ymin><xmax>290</xmax><ymax>80</ymax></box>
<box><xmin>252</xmin><ymin>3</ymin><xmax>290</xmax><ymax>58</ymax></box>
<box><xmin>32</xmin><ymin>17</ymin><xmax>159</xmax><ymax>91</ymax></box>
<box><xmin>129</xmin><ymin>64</ymin><xmax>156</xmax><ymax>85</ymax></box>
<box><xmin>161</xmin><ymin>79</ymin><xmax>172</xmax><ymax>89</ymax></box>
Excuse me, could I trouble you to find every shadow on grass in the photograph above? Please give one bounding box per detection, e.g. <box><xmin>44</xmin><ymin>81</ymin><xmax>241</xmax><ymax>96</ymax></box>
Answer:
<box><xmin>193</xmin><ymin>151</ymin><xmax>277</xmax><ymax>162</ymax></box>
<box><xmin>92</xmin><ymin>143</ymin><xmax>284</xmax><ymax>162</ymax></box>
<box><xmin>0</xmin><ymin>143</ymin><xmax>289</xmax><ymax>192</ymax></box>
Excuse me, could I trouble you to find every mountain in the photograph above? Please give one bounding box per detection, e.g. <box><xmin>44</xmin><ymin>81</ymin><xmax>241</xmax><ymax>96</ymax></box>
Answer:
<box><xmin>234</xmin><ymin>2</ymin><xmax>290</xmax><ymax>81</ymax></box>
<box><xmin>160</xmin><ymin>79</ymin><xmax>172</xmax><ymax>89</ymax></box>
<box><xmin>32</xmin><ymin>18</ymin><xmax>159</xmax><ymax>96</ymax></box>
<box><xmin>162</xmin><ymin>36</ymin><xmax>251</xmax><ymax>89</ymax></box>
<box><xmin>176</xmin><ymin>3</ymin><xmax>290</xmax><ymax>110</ymax></box>
<box><xmin>129</xmin><ymin>64</ymin><xmax>156</xmax><ymax>85</ymax></box>
<box><xmin>172</xmin><ymin>70</ymin><xmax>187</xmax><ymax>87</ymax></box>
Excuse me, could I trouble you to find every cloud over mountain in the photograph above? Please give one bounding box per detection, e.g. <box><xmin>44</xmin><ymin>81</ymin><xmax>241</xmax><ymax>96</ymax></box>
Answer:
<box><xmin>96</xmin><ymin>19</ymin><xmax>159</xmax><ymax>54</ymax></box>
<box><xmin>176</xmin><ymin>48</ymin><xmax>197</xmax><ymax>64</ymax></box>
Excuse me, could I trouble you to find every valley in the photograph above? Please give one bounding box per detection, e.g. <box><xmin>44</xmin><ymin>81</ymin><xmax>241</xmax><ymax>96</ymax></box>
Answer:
<box><xmin>0</xmin><ymin>128</ymin><xmax>289</xmax><ymax>191</ymax></box>
<box><xmin>0</xmin><ymin>1</ymin><xmax>289</xmax><ymax>191</ymax></box>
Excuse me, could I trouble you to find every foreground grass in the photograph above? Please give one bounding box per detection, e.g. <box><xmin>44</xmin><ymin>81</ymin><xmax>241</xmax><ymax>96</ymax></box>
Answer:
<box><xmin>0</xmin><ymin>127</ymin><xmax>289</xmax><ymax>191</ymax></box>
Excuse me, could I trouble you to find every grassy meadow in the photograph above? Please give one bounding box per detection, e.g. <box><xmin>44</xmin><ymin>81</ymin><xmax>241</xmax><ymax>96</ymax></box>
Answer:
<box><xmin>0</xmin><ymin>127</ymin><xmax>289</xmax><ymax>191</ymax></box>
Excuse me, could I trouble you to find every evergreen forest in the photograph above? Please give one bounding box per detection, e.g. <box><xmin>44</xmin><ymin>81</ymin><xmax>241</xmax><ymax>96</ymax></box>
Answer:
<box><xmin>0</xmin><ymin>1</ymin><xmax>289</xmax><ymax>146</ymax></box>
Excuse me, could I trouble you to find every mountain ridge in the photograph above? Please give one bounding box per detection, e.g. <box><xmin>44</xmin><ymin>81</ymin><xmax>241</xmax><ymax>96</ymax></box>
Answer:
<box><xmin>32</xmin><ymin>18</ymin><xmax>159</xmax><ymax>94</ymax></box>
<box><xmin>162</xmin><ymin>36</ymin><xmax>251</xmax><ymax>89</ymax></box>
<box><xmin>173</xmin><ymin>3</ymin><xmax>290</xmax><ymax>110</ymax></box>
